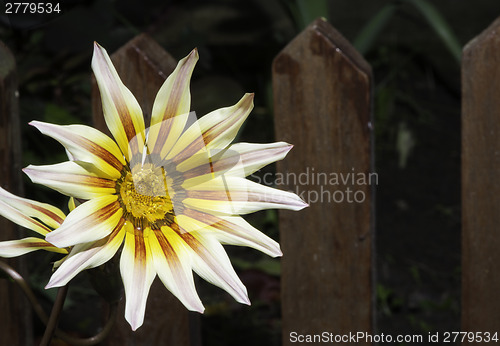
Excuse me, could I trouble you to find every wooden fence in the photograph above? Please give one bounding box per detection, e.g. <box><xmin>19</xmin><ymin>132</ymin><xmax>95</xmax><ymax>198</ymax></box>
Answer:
<box><xmin>461</xmin><ymin>16</ymin><xmax>500</xmax><ymax>337</ymax></box>
<box><xmin>0</xmin><ymin>16</ymin><xmax>499</xmax><ymax>345</ymax></box>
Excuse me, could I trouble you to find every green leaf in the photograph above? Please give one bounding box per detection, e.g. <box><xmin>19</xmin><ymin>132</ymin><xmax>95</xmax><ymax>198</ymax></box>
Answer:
<box><xmin>353</xmin><ymin>4</ymin><xmax>397</xmax><ymax>55</ymax></box>
<box><xmin>406</xmin><ymin>0</ymin><xmax>461</xmax><ymax>63</ymax></box>
<box><xmin>296</xmin><ymin>0</ymin><xmax>329</xmax><ymax>29</ymax></box>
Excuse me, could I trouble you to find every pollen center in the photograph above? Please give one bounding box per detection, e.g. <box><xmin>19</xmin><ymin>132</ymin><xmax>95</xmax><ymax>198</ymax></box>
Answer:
<box><xmin>118</xmin><ymin>164</ymin><xmax>173</xmax><ymax>224</ymax></box>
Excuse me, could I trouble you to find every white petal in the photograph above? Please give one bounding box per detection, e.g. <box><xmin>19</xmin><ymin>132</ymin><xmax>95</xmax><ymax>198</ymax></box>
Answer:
<box><xmin>167</xmin><ymin>93</ymin><xmax>254</xmax><ymax>166</ymax></box>
<box><xmin>0</xmin><ymin>186</ymin><xmax>65</xmax><ymax>230</ymax></box>
<box><xmin>92</xmin><ymin>42</ymin><xmax>146</xmax><ymax>161</ymax></box>
<box><xmin>144</xmin><ymin>112</ymin><xmax>195</xmax><ymax>163</ymax></box>
<box><xmin>151</xmin><ymin>49</ymin><xmax>198</xmax><ymax>126</ymax></box>
<box><xmin>223</xmin><ymin>142</ymin><xmax>293</xmax><ymax>177</ymax></box>
<box><xmin>180</xmin><ymin>231</ymin><xmax>249</xmax><ymax>305</ymax></box>
<box><xmin>181</xmin><ymin>142</ymin><xmax>293</xmax><ymax>187</ymax></box>
<box><xmin>183</xmin><ymin>176</ymin><xmax>308</xmax><ymax>215</ymax></box>
<box><xmin>46</xmin><ymin>195</ymin><xmax>122</xmax><ymax>248</ymax></box>
<box><xmin>46</xmin><ymin>220</ymin><xmax>125</xmax><ymax>288</ymax></box>
<box><xmin>0</xmin><ymin>199</ymin><xmax>51</xmax><ymax>236</ymax></box>
<box><xmin>180</xmin><ymin>209</ymin><xmax>281</xmax><ymax>257</ymax></box>
<box><xmin>149</xmin><ymin>227</ymin><xmax>204</xmax><ymax>313</ymax></box>
<box><xmin>30</xmin><ymin>121</ymin><xmax>125</xmax><ymax>179</ymax></box>
<box><xmin>23</xmin><ymin>161</ymin><xmax>116</xmax><ymax>200</ymax></box>
<box><xmin>147</xmin><ymin>49</ymin><xmax>198</xmax><ymax>158</ymax></box>
<box><xmin>0</xmin><ymin>237</ymin><xmax>67</xmax><ymax>258</ymax></box>
<box><xmin>120</xmin><ymin>224</ymin><xmax>156</xmax><ymax>331</ymax></box>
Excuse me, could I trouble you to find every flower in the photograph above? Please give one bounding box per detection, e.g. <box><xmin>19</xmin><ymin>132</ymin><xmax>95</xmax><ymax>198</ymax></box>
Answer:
<box><xmin>23</xmin><ymin>42</ymin><xmax>307</xmax><ymax>330</ymax></box>
<box><xmin>0</xmin><ymin>186</ymin><xmax>67</xmax><ymax>258</ymax></box>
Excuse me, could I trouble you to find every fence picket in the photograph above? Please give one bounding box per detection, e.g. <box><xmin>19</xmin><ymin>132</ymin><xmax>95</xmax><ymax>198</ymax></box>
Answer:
<box><xmin>91</xmin><ymin>34</ymin><xmax>193</xmax><ymax>346</ymax></box>
<box><xmin>462</xmin><ymin>16</ymin><xmax>500</xmax><ymax>339</ymax></box>
<box><xmin>0</xmin><ymin>41</ymin><xmax>31</xmax><ymax>345</ymax></box>
<box><xmin>273</xmin><ymin>19</ymin><xmax>374</xmax><ymax>345</ymax></box>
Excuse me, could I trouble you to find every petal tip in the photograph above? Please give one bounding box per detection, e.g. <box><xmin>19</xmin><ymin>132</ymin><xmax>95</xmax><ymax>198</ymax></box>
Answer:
<box><xmin>191</xmin><ymin>305</ymin><xmax>205</xmax><ymax>314</ymax></box>
<box><xmin>44</xmin><ymin>231</ymin><xmax>54</xmax><ymax>242</ymax></box>
<box><xmin>44</xmin><ymin>280</ymin><xmax>58</xmax><ymax>290</ymax></box>
<box><xmin>183</xmin><ymin>48</ymin><xmax>199</xmax><ymax>65</ymax></box>
<box><xmin>22</xmin><ymin>166</ymin><xmax>34</xmax><ymax>178</ymax></box>
<box><xmin>127</xmin><ymin>316</ymin><xmax>144</xmax><ymax>331</ymax></box>
<box><xmin>44</xmin><ymin>232</ymin><xmax>61</xmax><ymax>247</ymax></box>
<box><xmin>240</xmin><ymin>93</ymin><xmax>254</xmax><ymax>108</ymax></box>
<box><xmin>280</xmin><ymin>143</ymin><xmax>294</xmax><ymax>156</ymax></box>
<box><xmin>273</xmin><ymin>247</ymin><xmax>283</xmax><ymax>257</ymax></box>
<box><xmin>29</xmin><ymin>120</ymin><xmax>49</xmax><ymax>133</ymax></box>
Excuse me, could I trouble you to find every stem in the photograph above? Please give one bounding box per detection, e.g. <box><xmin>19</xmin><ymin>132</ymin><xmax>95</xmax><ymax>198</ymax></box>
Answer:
<box><xmin>0</xmin><ymin>260</ymin><xmax>49</xmax><ymax>324</ymax></box>
<box><xmin>40</xmin><ymin>284</ymin><xmax>69</xmax><ymax>346</ymax></box>
<box><xmin>0</xmin><ymin>261</ymin><xmax>118</xmax><ymax>345</ymax></box>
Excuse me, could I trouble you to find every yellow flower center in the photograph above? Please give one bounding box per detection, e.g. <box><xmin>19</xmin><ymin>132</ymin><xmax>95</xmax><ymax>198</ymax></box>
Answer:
<box><xmin>118</xmin><ymin>164</ymin><xmax>174</xmax><ymax>226</ymax></box>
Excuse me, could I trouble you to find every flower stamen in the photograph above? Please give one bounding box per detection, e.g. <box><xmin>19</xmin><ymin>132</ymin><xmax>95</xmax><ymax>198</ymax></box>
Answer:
<box><xmin>118</xmin><ymin>164</ymin><xmax>174</xmax><ymax>226</ymax></box>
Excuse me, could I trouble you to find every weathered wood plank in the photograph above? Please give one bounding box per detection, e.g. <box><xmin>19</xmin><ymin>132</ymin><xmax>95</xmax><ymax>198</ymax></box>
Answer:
<box><xmin>92</xmin><ymin>34</ymin><xmax>192</xmax><ymax>346</ymax></box>
<box><xmin>462</xmin><ymin>16</ymin><xmax>500</xmax><ymax>338</ymax></box>
<box><xmin>273</xmin><ymin>18</ymin><xmax>374</xmax><ymax>345</ymax></box>
<box><xmin>0</xmin><ymin>41</ymin><xmax>32</xmax><ymax>346</ymax></box>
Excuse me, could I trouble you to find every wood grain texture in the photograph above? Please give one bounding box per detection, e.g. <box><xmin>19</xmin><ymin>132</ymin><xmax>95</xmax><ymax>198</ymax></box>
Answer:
<box><xmin>273</xmin><ymin>19</ymin><xmax>374</xmax><ymax>345</ymax></box>
<box><xmin>91</xmin><ymin>34</ymin><xmax>193</xmax><ymax>346</ymax></box>
<box><xmin>0</xmin><ymin>41</ymin><xmax>32</xmax><ymax>346</ymax></box>
<box><xmin>462</xmin><ymin>16</ymin><xmax>500</xmax><ymax>338</ymax></box>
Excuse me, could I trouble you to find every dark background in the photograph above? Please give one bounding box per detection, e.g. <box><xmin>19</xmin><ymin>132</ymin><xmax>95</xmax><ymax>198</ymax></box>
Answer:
<box><xmin>1</xmin><ymin>0</ymin><xmax>500</xmax><ymax>344</ymax></box>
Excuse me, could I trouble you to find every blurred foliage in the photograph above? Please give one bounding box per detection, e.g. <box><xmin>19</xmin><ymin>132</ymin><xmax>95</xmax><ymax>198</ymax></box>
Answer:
<box><xmin>0</xmin><ymin>0</ymin><xmax>499</xmax><ymax>344</ymax></box>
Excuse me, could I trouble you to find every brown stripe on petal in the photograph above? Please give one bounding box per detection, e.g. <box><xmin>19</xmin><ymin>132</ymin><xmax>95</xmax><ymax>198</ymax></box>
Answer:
<box><xmin>152</xmin><ymin>56</ymin><xmax>196</xmax><ymax>155</ymax></box>
<box><xmin>186</xmin><ymin>187</ymin><xmax>297</xmax><ymax>206</ymax></box>
<box><xmin>202</xmin><ymin>96</ymin><xmax>252</xmax><ymax>146</ymax></box>
<box><xmin>171</xmin><ymin>134</ymin><xmax>208</xmax><ymax>166</ymax></box>
<box><xmin>182</xmin><ymin>151</ymin><xmax>239</xmax><ymax>181</ymax></box>
<box><xmin>78</xmin><ymin>200</ymin><xmax>122</xmax><ymax>231</ymax></box>
<box><xmin>161</xmin><ymin>53</ymin><xmax>195</xmax><ymax>121</ymax></box>
<box><xmin>79</xmin><ymin>137</ymin><xmax>124</xmax><ymax>172</ymax></box>
<box><xmin>55</xmin><ymin>173</ymin><xmax>116</xmax><ymax>189</ymax></box>
<box><xmin>186</xmin><ymin>189</ymin><xmax>253</xmax><ymax>202</ymax></box>
<box><xmin>94</xmin><ymin>47</ymin><xmax>142</xmax><ymax>156</ymax></box>
<box><xmin>152</xmin><ymin>228</ymin><xmax>189</xmax><ymax>289</ymax></box>
<box><xmin>36</xmin><ymin>242</ymin><xmax>68</xmax><ymax>253</ymax></box>
<box><xmin>152</xmin><ymin>229</ymin><xmax>176</xmax><ymax>258</ymax></box>
<box><xmin>81</xmin><ymin>176</ymin><xmax>116</xmax><ymax>189</ymax></box>
<box><xmin>8</xmin><ymin>194</ymin><xmax>65</xmax><ymax>226</ymax></box>
<box><xmin>133</xmin><ymin>226</ymin><xmax>147</xmax><ymax>267</ymax></box>
<box><xmin>74</xmin><ymin>217</ymin><xmax>124</xmax><ymax>253</ymax></box>
<box><xmin>66</xmin><ymin>133</ymin><xmax>123</xmax><ymax>171</ymax></box>
<box><xmin>151</xmin><ymin>119</ymin><xmax>176</xmax><ymax>157</ymax></box>
<box><xmin>171</xmin><ymin>95</ymin><xmax>253</xmax><ymax>166</ymax></box>
<box><xmin>18</xmin><ymin>213</ymin><xmax>52</xmax><ymax>234</ymax></box>
<box><xmin>17</xmin><ymin>240</ymin><xmax>52</xmax><ymax>249</ymax></box>
<box><xmin>176</xmin><ymin>230</ymin><xmax>208</xmax><ymax>260</ymax></box>
<box><xmin>176</xmin><ymin>230</ymin><xmax>244</xmax><ymax>297</ymax></box>
<box><xmin>183</xmin><ymin>208</ymin><xmax>256</xmax><ymax>243</ymax></box>
<box><xmin>104</xmin><ymin>217</ymin><xmax>126</xmax><ymax>245</ymax></box>
<box><xmin>42</xmin><ymin>123</ymin><xmax>124</xmax><ymax>172</ymax></box>
<box><xmin>28</xmin><ymin>203</ymin><xmax>65</xmax><ymax>226</ymax></box>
